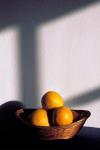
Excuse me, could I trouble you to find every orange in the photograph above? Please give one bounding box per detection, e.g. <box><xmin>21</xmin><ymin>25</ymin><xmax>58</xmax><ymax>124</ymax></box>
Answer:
<box><xmin>52</xmin><ymin>106</ymin><xmax>73</xmax><ymax>126</ymax></box>
<box><xmin>31</xmin><ymin>108</ymin><xmax>50</xmax><ymax>126</ymax></box>
<box><xmin>41</xmin><ymin>91</ymin><xmax>64</xmax><ymax>109</ymax></box>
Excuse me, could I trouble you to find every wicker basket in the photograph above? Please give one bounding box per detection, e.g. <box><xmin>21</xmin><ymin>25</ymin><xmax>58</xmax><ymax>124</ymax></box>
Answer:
<box><xmin>16</xmin><ymin>108</ymin><xmax>91</xmax><ymax>140</ymax></box>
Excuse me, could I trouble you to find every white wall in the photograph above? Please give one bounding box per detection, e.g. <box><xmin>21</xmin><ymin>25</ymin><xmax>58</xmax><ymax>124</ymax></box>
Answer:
<box><xmin>38</xmin><ymin>2</ymin><xmax>100</xmax><ymax>127</ymax></box>
<box><xmin>0</xmin><ymin>27</ymin><xmax>21</xmax><ymax>104</ymax></box>
<box><xmin>0</xmin><ymin>1</ymin><xmax>100</xmax><ymax>127</ymax></box>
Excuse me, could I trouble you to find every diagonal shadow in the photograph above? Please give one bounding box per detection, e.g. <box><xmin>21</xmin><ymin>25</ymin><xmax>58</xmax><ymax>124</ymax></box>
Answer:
<box><xmin>0</xmin><ymin>0</ymin><xmax>100</xmax><ymax>28</ymax></box>
<box><xmin>0</xmin><ymin>0</ymin><xmax>100</xmax><ymax>107</ymax></box>
<box><xmin>65</xmin><ymin>87</ymin><xmax>100</xmax><ymax>107</ymax></box>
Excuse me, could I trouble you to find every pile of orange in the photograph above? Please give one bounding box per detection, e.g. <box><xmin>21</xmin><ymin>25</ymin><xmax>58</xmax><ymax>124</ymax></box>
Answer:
<box><xmin>30</xmin><ymin>91</ymin><xmax>73</xmax><ymax>127</ymax></box>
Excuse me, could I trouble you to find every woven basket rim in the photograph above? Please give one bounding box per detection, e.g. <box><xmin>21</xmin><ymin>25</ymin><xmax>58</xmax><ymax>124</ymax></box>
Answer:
<box><xmin>16</xmin><ymin>108</ymin><xmax>91</xmax><ymax>129</ymax></box>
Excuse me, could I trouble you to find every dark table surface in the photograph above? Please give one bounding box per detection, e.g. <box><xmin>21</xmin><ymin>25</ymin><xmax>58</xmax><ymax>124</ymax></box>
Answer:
<box><xmin>0</xmin><ymin>101</ymin><xmax>100</xmax><ymax>150</ymax></box>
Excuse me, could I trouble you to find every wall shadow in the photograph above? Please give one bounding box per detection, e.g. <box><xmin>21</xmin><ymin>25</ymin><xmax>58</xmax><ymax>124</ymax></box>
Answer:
<box><xmin>0</xmin><ymin>0</ymin><xmax>100</xmax><ymax>28</ymax></box>
<box><xmin>0</xmin><ymin>0</ymin><xmax>100</xmax><ymax>107</ymax></box>
<box><xmin>65</xmin><ymin>87</ymin><xmax>100</xmax><ymax>107</ymax></box>
<box><xmin>19</xmin><ymin>24</ymin><xmax>40</xmax><ymax>107</ymax></box>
